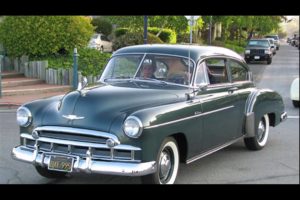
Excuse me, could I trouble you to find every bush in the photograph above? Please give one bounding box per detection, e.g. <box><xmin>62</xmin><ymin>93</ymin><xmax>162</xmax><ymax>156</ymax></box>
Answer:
<box><xmin>148</xmin><ymin>27</ymin><xmax>177</xmax><ymax>43</ymax></box>
<box><xmin>0</xmin><ymin>16</ymin><xmax>94</xmax><ymax>57</ymax></box>
<box><xmin>30</xmin><ymin>48</ymin><xmax>111</xmax><ymax>77</ymax></box>
<box><xmin>112</xmin><ymin>32</ymin><xmax>163</xmax><ymax>51</ymax></box>
<box><xmin>91</xmin><ymin>17</ymin><xmax>112</xmax><ymax>36</ymax></box>
<box><xmin>114</xmin><ymin>28</ymin><xmax>129</xmax><ymax>38</ymax></box>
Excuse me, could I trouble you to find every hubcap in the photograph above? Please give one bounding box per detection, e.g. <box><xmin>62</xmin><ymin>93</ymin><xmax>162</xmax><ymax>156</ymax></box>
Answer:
<box><xmin>257</xmin><ymin>120</ymin><xmax>265</xmax><ymax>142</ymax></box>
<box><xmin>159</xmin><ymin>149</ymin><xmax>172</xmax><ymax>182</ymax></box>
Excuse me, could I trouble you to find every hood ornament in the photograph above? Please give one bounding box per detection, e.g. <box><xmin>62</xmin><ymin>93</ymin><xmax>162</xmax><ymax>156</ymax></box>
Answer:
<box><xmin>63</xmin><ymin>115</ymin><xmax>85</xmax><ymax>120</ymax></box>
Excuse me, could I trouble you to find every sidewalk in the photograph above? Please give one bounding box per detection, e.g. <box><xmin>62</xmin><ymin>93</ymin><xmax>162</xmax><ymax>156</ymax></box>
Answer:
<box><xmin>0</xmin><ymin>91</ymin><xmax>68</xmax><ymax>110</ymax></box>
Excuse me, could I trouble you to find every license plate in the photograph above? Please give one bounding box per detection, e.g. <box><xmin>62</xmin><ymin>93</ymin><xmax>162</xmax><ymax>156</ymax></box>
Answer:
<box><xmin>254</xmin><ymin>56</ymin><xmax>260</xmax><ymax>59</ymax></box>
<box><xmin>48</xmin><ymin>155</ymin><xmax>74</xmax><ymax>172</ymax></box>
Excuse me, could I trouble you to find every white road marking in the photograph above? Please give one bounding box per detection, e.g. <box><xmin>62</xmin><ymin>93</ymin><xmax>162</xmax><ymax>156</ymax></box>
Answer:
<box><xmin>288</xmin><ymin>116</ymin><xmax>299</xmax><ymax>119</ymax></box>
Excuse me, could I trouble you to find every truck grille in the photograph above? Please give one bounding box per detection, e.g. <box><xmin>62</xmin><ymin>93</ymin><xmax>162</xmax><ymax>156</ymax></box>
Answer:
<box><xmin>250</xmin><ymin>49</ymin><xmax>265</xmax><ymax>55</ymax></box>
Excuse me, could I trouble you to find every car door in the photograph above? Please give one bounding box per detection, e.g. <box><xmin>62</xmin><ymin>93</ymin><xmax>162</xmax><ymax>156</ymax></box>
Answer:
<box><xmin>195</xmin><ymin>57</ymin><xmax>241</xmax><ymax>151</ymax></box>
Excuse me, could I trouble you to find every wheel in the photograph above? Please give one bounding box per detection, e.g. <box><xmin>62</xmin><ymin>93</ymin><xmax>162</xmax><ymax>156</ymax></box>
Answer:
<box><xmin>276</xmin><ymin>46</ymin><xmax>279</xmax><ymax>50</ymax></box>
<box><xmin>141</xmin><ymin>137</ymin><xmax>179</xmax><ymax>184</ymax></box>
<box><xmin>244</xmin><ymin>114</ymin><xmax>270</xmax><ymax>150</ymax></box>
<box><xmin>35</xmin><ymin>165</ymin><xmax>68</xmax><ymax>178</ymax></box>
<box><xmin>267</xmin><ymin>58</ymin><xmax>272</xmax><ymax>65</ymax></box>
<box><xmin>245</xmin><ymin>59</ymin><xmax>250</xmax><ymax>64</ymax></box>
<box><xmin>292</xmin><ymin>100</ymin><xmax>299</xmax><ymax>108</ymax></box>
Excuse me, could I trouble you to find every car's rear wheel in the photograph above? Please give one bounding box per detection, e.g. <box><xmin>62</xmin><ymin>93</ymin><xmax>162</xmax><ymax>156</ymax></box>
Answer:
<box><xmin>292</xmin><ymin>100</ymin><xmax>299</xmax><ymax>107</ymax></box>
<box><xmin>244</xmin><ymin>114</ymin><xmax>270</xmax><ymax>150</ymax></box>
<box><xmin>141</xmin><ymin>137</ymin><xmax>179</xmax><ymax>184</ymax></box>
<box><xmin>35</xmin><ymin>165</ymin><xmax>68</xmax><ymax>179</ymax></box>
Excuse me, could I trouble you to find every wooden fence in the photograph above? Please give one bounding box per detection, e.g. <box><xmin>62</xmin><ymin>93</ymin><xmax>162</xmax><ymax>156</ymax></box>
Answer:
<box><xmin>3</xmin><ymin>56</ymin><xmax>100</xmax><ymax>86</ymax></box>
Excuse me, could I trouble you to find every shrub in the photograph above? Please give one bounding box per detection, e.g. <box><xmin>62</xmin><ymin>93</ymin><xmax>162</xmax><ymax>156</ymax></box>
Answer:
<box><xmin>0</xmin><ymin>16</ymin><xmax>94</xmax><ymax>57</ymax></box>
<box><xmin>148</xmin><ymin>27</ymin><xmax>177</xmax><ymax>43</ymax></box>
<box><xmin>30</xmin><ymin>48</ymin><xmax>111</xmax><ymax>77</ymax></box>
<box><xmin>114</xmin><ymin>28</ymin><xmax>129</xmax><ymax>38</ymax></box>
<box><xmin>91</xmin><ymin>17</ymin><xmax>112</xmax><ymax>36</ymax></box>
<box><xmin>112</xmin><ymin>32</ymin><xmax>163</xmax><ymax>51</ymax></box>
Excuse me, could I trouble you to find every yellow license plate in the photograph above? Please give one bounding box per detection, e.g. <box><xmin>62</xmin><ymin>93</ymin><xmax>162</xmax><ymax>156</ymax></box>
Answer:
<box><xmin>48</xmin><ymin>155</ymin><xmax>74</xmax><ymax>172</ymax></box>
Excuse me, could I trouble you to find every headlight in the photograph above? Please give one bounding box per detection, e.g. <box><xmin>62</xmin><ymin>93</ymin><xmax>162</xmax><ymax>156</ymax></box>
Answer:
<box><xmin>16</xmin><ymin>107</ymin><xmax>32</xmax><ymax>127</ymax></box>
<box><xmin>265</xmin><ymin>49</ymin><xmax>271</xmax><ymax>54</ymax></box>
<box><xmin>123</xmin><ymin>116</ymin><xmax>143</xmax><ymax>138</ymax></box>
<box><xmin>245</xmin><ymin>50</ymin><xmax>250</xmax><ymax>54</ymax></box>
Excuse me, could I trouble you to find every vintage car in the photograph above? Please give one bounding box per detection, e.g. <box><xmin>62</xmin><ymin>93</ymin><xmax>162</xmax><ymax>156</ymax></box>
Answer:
<box><xmin>12</xmin><ymin>44</ymin><xmax>287</xmax><ymax>184</ymax></box>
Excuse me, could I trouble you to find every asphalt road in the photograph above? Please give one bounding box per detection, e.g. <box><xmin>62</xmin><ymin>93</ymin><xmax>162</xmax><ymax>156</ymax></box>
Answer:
<box><xmin>0</xmin><ymin>43</ymin><xmax>298</xmax><ymax>184</ymax></box>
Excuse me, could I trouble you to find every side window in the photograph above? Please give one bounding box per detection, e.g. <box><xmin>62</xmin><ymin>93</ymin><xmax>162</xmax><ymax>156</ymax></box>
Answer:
<box><xmin>205</xmin><ymin>58</ymin><xmax>229</xmax><ymax>84</ymax></box>
<box><xmin>195</xmin><ymin>61</ymin><xmax>209</xmax><ymax>85</ymax></box>
<box><xmin>228</xmin><ymin>59</ymin><xmax>248</xmax><ymax>82</ymax></box>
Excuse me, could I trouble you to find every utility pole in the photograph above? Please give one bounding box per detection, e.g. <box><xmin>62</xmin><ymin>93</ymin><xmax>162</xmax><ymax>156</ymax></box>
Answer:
<box><xmin>73</xmin><ymin>48</ymin><xmax>79</xmax><ymax>89</ymax></box>
<box><xmin>209</xmin><ymin>16</ymin><xmax>212</xmax><ymax>45</ymax></box>
<box><xmin>144</xmin><ymin>16</ymin><xmax>148</xmax><ymax>44</ymax></box>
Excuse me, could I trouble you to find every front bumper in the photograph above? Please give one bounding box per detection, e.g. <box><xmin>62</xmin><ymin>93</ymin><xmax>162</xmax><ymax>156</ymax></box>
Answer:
<box><xmin>12</xmin><ymin>145</ymin><xmax>156</xmax><ymax>176</ymax></box>
<box><xmin>245</xmin><ymin>54</ymin><xmax>272</xmax><ymax>61</ymax></box>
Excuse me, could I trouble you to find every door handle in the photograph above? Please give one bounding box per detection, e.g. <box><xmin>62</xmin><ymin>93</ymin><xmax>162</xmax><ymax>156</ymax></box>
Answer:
<box><xmin>228</xmin><ymin>87</ymin><xmax>238</xmax><ymax>94</ymax></box>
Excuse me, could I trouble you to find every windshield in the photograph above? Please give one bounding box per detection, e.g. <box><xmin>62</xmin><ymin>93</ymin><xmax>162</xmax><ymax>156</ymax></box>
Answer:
<box><xmin>248</xmin><ymin>40</ymin><xmax>270</xmax><ymax>47</ymax></box>
<box><xmin>100</xmin><ymin>54</ymin><xmax>195</xmax><ymax>86</ymax></box>
<box><xmin>265</xmin><ymin>35</ymin><xmax>279</xmax><ymax>40</ymax></box>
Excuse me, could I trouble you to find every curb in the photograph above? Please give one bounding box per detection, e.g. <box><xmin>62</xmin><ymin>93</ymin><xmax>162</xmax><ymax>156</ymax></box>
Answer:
<box><xmin>0</xmin><ymin>103</ymin><xmax>21</xmax><ymax>110</ymax></box>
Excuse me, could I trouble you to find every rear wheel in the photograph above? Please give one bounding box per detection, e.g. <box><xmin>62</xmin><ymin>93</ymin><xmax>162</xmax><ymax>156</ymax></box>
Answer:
<box><xmin>35</xmin><ymin>165</ymin><xmax>68</xmax><ymax>179</ymax></box>
<box><xmin>244</xmin><ymin>114</ymin><xmax>270</xmax><ymax>150</ymax></box>
<box><xmin>141</xmin><ymin>137</ymin><xmax>179</xmax><ymax>184</ymax></box>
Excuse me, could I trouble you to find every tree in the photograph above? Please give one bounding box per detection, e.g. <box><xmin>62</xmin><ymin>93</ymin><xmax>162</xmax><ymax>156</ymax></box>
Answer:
<box><xmin>0</xmin><ymin>16</ymin><xmax>94</xmax><ymax>57</ymax></box>
<box><xmin>91</xmin><ymin>17</ymin><xmax>113</xmax><ymax>35</ymax></box>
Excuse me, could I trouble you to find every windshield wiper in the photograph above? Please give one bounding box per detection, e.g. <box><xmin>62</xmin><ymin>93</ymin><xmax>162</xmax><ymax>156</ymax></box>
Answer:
<box><xmin>133</xmin><ymin>77</ymin><xmax>169</xmax><ymax>85</ymax></box>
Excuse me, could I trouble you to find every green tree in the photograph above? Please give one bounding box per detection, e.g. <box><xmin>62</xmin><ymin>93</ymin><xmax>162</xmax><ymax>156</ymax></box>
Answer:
<box><xmin>0</xmin><ymin>16</ymin><xmax>94</xmax><ymax>57</ymax></box>
<box><xmin>91</xmin><ymin>17</ymin><xmax>113</xmax><ymax>35</ymax></box>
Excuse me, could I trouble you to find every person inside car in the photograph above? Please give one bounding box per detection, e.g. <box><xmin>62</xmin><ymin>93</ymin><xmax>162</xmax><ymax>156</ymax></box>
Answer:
<box><xmin>141</xmin><ymin>63</ymin><xmax>156</xmax><ymax>79</ymax></box>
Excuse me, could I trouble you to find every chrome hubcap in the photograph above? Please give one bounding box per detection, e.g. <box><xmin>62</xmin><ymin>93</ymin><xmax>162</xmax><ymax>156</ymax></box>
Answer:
<box><xmin>159</xmin><ymin>150</ymin><xmax>172</xmax><ymax>182</ymax></box>
<box><xmin>257</xmin><ymin>120</ymin><xmax>265</xmax><ymax>142</ymax></box>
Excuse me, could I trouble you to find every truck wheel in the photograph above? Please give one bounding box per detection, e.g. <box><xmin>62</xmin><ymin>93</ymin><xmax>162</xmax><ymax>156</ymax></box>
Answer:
<box><xmin>267</xmin><ymin>58</ymin><xmax>272</xmax><ymax>65</ymax></box>
<box><xmin>35</xmin><ymin>165</ymin><xmax>68</xmax><ymax>179</ymax></box>
<box><xmin>141</xmin><ymin>137</ymin><xmax>179</xmax><ymax>184</ymax></box>
<box><xmin>244</xmin><ymin>114</ymin><xmax>270</xmax><ymax>150</ymax></box>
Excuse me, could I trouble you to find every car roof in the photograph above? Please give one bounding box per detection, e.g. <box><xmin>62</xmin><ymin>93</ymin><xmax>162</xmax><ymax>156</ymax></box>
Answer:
<box><xmin>113</xmin><ymin>44</ymin><xmax>244</xmax><ymax>62</ymax></box>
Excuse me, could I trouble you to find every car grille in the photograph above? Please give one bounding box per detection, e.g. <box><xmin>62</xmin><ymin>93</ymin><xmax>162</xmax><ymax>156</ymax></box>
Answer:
<box><xmin>22</xmin><ymin>126</ymin><xmax>139</xmax><ymax>162</ymax></box>
<box><xmin>250</xmin><ymin>49</ymin><xmax>265</xmax><ymax>55</ymax></box>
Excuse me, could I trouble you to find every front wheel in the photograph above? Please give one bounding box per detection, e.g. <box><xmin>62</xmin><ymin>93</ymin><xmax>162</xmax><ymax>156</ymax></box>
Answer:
<box><xmin>35</xmin><ymin>165</ymin><xmax>68</xmax><ymax>179</ymax></box>
<box><xmin>267</xmin><ymin>58</ymin><xmax>272</xmax><ymax>65</ymax></box>
<box><xmin>141</xmin><ymin>137</ymin><xmax>179</xmax><ymax>184</ymax></box>
<box><xmin>244</xmin><ymin>114</ymin><xmax>270</xmax><ymax>150</ymax></box>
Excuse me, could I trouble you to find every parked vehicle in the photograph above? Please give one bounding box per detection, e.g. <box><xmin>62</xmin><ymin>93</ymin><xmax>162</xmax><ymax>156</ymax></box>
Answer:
<box><xmin>264</xmin><ymin>38</ymin><xmax>277</xmax><ymax>55</ymax></box>
<box><xmin>265</xmin><ymin>35</ymin><xmax>280</xmax><ymax>50</ymax></box>
<box><xmin>88</xmin><ymin>33</ymin><xmax>113</xmax><ymax>52</ymax></box>
<box><xmin>244</xmin><ymin>39</ymin><xmax>273</xmax><ymax>64</ymax></box>
<box><xmin>290</xmin><ymin>77</ymin><xmax>299</xmax><ymax>107</ymax></box>
<box><xmin>12</xmin><ymin>44</ymin><xmax>287</xmax><ymax>184</ymax></box>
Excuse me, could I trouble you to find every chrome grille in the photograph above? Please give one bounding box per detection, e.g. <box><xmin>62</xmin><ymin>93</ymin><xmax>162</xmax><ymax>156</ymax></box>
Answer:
<box><xmin>22</xmin><ymin>126</ymin><xmax>140</xmax><ymax>162</ymax></box>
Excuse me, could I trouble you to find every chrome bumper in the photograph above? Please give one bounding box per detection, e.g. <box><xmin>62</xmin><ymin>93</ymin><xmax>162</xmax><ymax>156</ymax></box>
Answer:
<box><xmin>280</xmin><ymin>112</ymin><xmax>287</xmax><ymax>122</ymax></box>
<box><xmin>12</xmin><ymin>146</ymin><xmax>156</xmax><ymax>176</ymax></box>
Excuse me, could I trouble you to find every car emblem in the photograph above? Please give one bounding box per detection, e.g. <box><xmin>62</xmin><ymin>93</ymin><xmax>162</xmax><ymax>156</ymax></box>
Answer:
<box><xmin>62</xmin><ymin>115</ymin><xmax>85</xmax><ymax>120</ymax></box>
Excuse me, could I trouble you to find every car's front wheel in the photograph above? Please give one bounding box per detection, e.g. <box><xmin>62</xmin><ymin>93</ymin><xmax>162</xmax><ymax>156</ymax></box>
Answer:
<box><xmin>141</xmin><ymin>137</ymin><xmax>179</xmax><ymax>184</ymax></box>
<box><xmin>244</xmin><ymin>114</ymin><xmax>270</xmax><ymax>150</ymax></box>
<box><xmin>35</xmin><ymin>165</ymin><xmax>68</xmax><ymax>179</ymax></box>
<box><xmin>267</xmin><ymin>58</ymin><xmax>272</xmax><ymax>65</ymax></box>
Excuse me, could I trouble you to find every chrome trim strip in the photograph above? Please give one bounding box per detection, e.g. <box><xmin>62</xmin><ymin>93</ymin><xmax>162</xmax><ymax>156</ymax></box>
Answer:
<box><xmin>12</xmin><ymin>146</ymin><xmax>156</xmax><ymax>176</ymax></box>
<box><xmin>186</xmin><ymin>136</ymin><xmax>243</xmax><ymax>164</ymax></box>
<box><xmin>145</xmin><ymin>105</ymin><xmax>234</xmax><ymax>129</ymax></box>
<box><xmin>21</xmin><ymin>134</ymin><xmax>141</xmax><ymax>151</ymax></box>
<box><xmin>34</xmin><ymin>126</ymin><xmax>119</xmax><ymax>142</ymax></box>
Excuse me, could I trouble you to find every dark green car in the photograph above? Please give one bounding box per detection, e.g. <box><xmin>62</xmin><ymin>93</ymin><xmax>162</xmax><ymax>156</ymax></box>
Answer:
<box><xmin>12</xmin><ymin>44</ymin><xmax>287</xmax><ymax>184</ymax></box>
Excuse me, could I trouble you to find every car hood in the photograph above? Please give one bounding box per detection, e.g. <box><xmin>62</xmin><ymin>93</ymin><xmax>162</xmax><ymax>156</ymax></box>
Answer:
<box><xmin>41</xmin><ymin>82</ymin><xmax>186</xmax><ymax>132</ymax></box>
<box><xmin>246</xmin><ymin>46</ymin><xmax>269</xmax><ymax>50</ymax></box>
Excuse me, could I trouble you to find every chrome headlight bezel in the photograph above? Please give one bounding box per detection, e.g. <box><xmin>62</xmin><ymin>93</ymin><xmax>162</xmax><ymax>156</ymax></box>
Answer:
<box><xmin>123</xmin><ymin>116</ymin><xmax>143</xmax><ymax>138</ymax></box>
<box><xmin>16</xmin><ymin>107</ymin><xmax>32</xmax><ymax>127</ymax></box>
